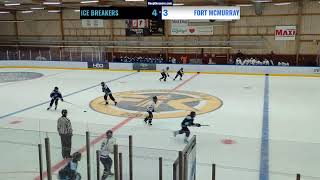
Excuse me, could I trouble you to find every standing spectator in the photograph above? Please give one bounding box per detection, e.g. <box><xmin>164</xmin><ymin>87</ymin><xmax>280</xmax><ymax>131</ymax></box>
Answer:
<box><xmin>235</xmin><ymin>50</ymin><xmax>245</xmax><ymax>59</ymax></box>
<box><xmin>172</xmin><ymin>57</ymin><xmax>176</xmax><ymax>64</ymax></box>
<box><xmin>58</xmin><ymin>152</ymin><xmax>82</xmax><ymax>180</ymax></box>
<box><xmin>57</xmin><ymin>109</ymin><xmax>73</xmax><ymax>159</ymax></box>
<box><xmin>100</xmin><ymin>130</ymin><xmax>116</xmax><ymax>180</ymax></box>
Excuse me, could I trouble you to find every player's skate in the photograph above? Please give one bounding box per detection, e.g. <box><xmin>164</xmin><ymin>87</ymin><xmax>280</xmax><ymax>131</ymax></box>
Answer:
<box><xmin>47</xmin><ymin>106</ymin><xmax>51</xmax><ymax>110</ymax></box>
<box><xmin>54</xmin><ymin>106</ymin><xmax>57</xmax><ymax>110</ymax></box>
<box><xmin>173</xmin><ymin>130</ymin><xmax>179</xmax><ymax>137</ymax></box>
<box><xmin>114</xmin><ymin>101</ymin><xmax>117</xmax><ymax>106</ymax></box>
<box><xmin>101</xmin><ymin>174</ymin><xmax>108</xmax><ymax>180</ymax></box>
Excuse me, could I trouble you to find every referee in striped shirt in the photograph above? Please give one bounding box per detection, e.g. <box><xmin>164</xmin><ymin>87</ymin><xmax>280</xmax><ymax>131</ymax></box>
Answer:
<box><xmin>57</xmin><ymin>109</ymin><xmax>73</xmax><ymax>159</ymax></box>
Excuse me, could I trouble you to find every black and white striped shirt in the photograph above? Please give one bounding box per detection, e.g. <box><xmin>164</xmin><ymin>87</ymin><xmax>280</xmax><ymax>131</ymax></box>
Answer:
<box><xmin>57</xmin><ymin>117</ymin><xmax>73</xmax><ymax>135</ymax></box>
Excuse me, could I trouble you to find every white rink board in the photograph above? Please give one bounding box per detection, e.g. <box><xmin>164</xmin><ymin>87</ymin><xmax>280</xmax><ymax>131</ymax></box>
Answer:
<box><xmin>0</xmin><ymin>60</ymin><xmax>88</xmax><ymax>68</ymax></box>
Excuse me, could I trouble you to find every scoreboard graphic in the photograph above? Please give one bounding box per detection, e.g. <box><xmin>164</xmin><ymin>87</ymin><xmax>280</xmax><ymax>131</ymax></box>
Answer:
<box><xmin>80</xmin><ymin>6</ymin><xmax>240</xmax><ymax>20</ymax></box>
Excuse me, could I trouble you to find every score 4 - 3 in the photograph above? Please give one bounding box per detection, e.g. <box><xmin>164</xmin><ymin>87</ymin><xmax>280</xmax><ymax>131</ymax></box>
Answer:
<box><xmin>152</xmin><ymin>9</ymin><xmax>168</xmax><ymax>17</ymax></box>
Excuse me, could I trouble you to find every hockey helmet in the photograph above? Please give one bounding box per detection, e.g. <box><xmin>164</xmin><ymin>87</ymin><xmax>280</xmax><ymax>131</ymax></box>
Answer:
<box><xmin>54</xmin><ymin>87</ymin><xmax>59</xmax><ymax>91</ymax></box>
<box><xmin>106</xmin><ymin>130</ymin><xmax>113</xmax><ymax>138</ymax></box>
<box><xmin>166</xmin><ymin>67</ymin><xmax>169</xmax><ymax>70</ymax></box>
<box><xmin>153</xmin><ymin>96</ymin><xmax>158</xmax><ymax>102</ymax></box>
<box><xmin>72</xmin><ymin>152</ymin><xmax>82</xmax><ymax>161</ymax></box>
<box><xmin>190</xmin><ymin>111</ymin><xmax>196</xmax><ymax>118</ymax></box>
<box><xmin>101</xmin><ymin>82</ymin><xmax>105</xmax><ymax>86</ymax></box>
<box><xmin>61</xmin><ymin>109</ymin><xmax>68</xmax><ymax>116</ymax></box>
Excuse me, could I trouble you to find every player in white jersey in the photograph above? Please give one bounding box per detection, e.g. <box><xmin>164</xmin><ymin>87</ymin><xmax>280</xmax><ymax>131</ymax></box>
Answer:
<box><xmin>144</xmin><ymin>96</ymin><xmax>158</xmax><ymax>126</ymax></box>
<box><xmin>159</xmin><ymin>67</ymin><xmax>169</xmax><ymax>82</ymax></box>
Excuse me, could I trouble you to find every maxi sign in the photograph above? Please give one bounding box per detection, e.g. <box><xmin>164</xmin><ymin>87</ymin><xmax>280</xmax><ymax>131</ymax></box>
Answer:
<box><xmin>275</xmin><ymin>26</ymin><xmax>296</xmax><ymax>41</ymax></box>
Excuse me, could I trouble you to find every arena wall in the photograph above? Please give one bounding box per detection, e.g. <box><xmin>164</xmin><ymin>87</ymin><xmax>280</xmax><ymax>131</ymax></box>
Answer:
<box><xmin>0</xmin><ymin>0</ymin><xmax>319</xmax><ymax>56</ymax></box>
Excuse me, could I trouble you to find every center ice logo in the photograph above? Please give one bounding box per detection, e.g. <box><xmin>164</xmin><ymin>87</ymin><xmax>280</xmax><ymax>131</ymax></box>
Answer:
<box><xmin>90</xmin><ymin>90</ymin><xmax>222</xmax><ymax>119</ymax></box>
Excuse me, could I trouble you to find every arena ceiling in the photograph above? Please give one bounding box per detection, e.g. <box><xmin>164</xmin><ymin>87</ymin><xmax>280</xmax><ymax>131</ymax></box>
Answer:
<box><xmin>0</xmin><ymin>0</ymin><xmax>307</xmax><ymax>12</ymax></box>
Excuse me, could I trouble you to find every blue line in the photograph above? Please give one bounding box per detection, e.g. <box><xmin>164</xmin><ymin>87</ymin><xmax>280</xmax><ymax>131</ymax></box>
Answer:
<box><xmin>259</xmin><ymin>74</ymin><xmax>270</xmax><ymax>180</ymax></box>
<box><xmin>0</xmin><ymin>72</ymin><xmax>138</xmax><ymax>120</ymax></box>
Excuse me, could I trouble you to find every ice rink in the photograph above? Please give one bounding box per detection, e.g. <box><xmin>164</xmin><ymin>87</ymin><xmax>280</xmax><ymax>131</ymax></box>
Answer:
<box><xmin>0</xmin><ymin>68</ymin><xmax>320</xmax><ymax>180</ymax></box>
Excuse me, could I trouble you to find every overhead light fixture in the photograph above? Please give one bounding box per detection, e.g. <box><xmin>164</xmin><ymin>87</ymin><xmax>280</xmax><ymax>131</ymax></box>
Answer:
<box><xmin>80</xmin><ymin>0</ymin><xmax>98</xmax><ymax>3</ymax></box>
<box><xmin>74</xmin><ymin>10</ymin><xmax>80</xmax><ymax>12</ymax></box>
<box><xmin>48</xmin><ymin>10</ymin><xmax>60</xmax><ymax>13</ymax></box>
<box><xmin>125</xmin><ymin>0</ymin><xmax>144</xmax><ymax>1</ymax></box>
<box><xmin>253</xmin><ymin>0</ymin><xmax>272</xmax><ymax>2</ymax></box>
<box><xmin>0</xmin><ymin>11</ymin><xmax>10</xmax><ymax>14</ymax></box>
<box><xmin>0</xmin><ymin>20</ymin><xmax>24</xmax><ymax>22</ymax></box>
<box><xmin>31</xmin><ymin>7</ymin><xmax>45</xmax><ymax>10</ymax></box>
<box><xmin>274</xmin><ymin>2</ymin><xmax>291</xmax><ymax>5</ymax></box>
<box><xmin>21</xmin><ymin>10</ymin><xmax>33</xmax><ymax>13</ymax></box>
<box><xmin>173</xmin><ymin>3</ymin><xmax>184</xmax><ymax>5</ymax></box>
<box><xmin>236</xmin><ymin>4</ymin><xmax>253</xmax><ymax>6</ymax></box>
<box><xmin>43</xmin><ymin>1</ymin><xmax>61</xmax><ymax>5</ymax></box>
<box><xmin>5</xmin><ymin>3</ymin><xmax>21</xmax><ymax>6</ymax></box>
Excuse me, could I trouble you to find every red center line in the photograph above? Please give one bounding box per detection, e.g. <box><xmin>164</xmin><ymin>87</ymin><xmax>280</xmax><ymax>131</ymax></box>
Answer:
<box><xmin>34</xmin><ymin>73</ymin><xmax>198</xmax><ymax>180</ymax></box>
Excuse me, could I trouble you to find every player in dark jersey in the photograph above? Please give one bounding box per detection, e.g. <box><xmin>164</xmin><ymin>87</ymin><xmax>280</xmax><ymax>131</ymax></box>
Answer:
<box><xmin>101</xmin><ymin>82</ymin><xmax>117</xmax><ymax>105</ymax></box>
<box><xmin>58</xmin><ymin>152</ymin><xmax>82</xmax><ymax>180</ymax></box>
<box><xmin>173</xmin><ymin>111</ymin><xmax>201</xmax><ymax>143</ymax></box>
<box><xmin>173</xmin><ymin>68</ymin><xmax>184</xmax><ymax>80</ymax></box>
<box><xmin>159</xmin><ymin>67</ymin><xmax>169</xmax><ymax>82</ymax></box>
<box><xmin>47</xmin><ymin>87</ymin><xmax>64</xmax><ymax>110</ymax></box>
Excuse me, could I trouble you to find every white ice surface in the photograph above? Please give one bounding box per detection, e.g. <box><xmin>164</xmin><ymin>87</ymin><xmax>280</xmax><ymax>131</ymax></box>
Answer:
<box><xmin>0</xmin><ymin>68</ymin><xmax>319</xmax><ymax>180</ymax></box>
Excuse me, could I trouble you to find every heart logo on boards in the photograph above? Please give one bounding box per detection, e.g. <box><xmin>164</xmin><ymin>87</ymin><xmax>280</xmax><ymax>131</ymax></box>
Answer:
<box><xmin>189</xmin><ymin>28</ymin><xmax>195</xmax><ymax>33</ymax></box>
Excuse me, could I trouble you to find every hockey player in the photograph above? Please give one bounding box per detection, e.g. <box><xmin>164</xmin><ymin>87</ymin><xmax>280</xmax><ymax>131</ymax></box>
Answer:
<box><xmin>58</xmin><ymin>152</ymin><xmax>82</xmax><ymax>180</ymax></box>
<box><xmin>101</xmin><ymin>82</ymin><xmax>117</xmax><ymax>105</ymax></box>
<box><xmin>47</xmin><ymin>87</ymin><xmax>64</xmax><ymax>110</ymax></box>
<box><xmin>159</xmin><ymin>67</ymin><xmax>170</xmax><ymax>82</ymax></box>
<box><xmin>173</xmin><ymin>68</ymin><xmax>184</xmax><ymax>81</ymax></box>
<box><xmin>174</xmin><ymin>111</ymin><xmax>201</xmax><ymax>143</ymax></box>
<box><xmin>144</xmin><ymin>96</ymin><xmax>158</xmax><ymax>126</ymax></box>
<box><xmin>100</xmin><ymin>130</ymin><xmax>116</xmax><ymax>180</ymax></box>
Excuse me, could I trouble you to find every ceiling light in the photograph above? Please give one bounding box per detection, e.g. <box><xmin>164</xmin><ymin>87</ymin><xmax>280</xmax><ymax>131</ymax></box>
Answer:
<box><xmin>48</xmin><ymin>10</ymin><xmax>60</xmax><ymax>13</ymax></box>
<box><xmin>80</xmin><ymin>0</ymin><xmax>98</xmax><ymax>3</ymax></box>
<box><xmin>43</xmin><ymin>1</ymin><xmax>61</xmax><ymax>5</ymax></box>
<box><xmin>274</xmin><ymin>2</ymin><xmax>291</xmax><ymax>5</ymax></box>
<box><xmin>0</xmin><ymin>20</ymin><xmax>24</xmax><ymax>22</ymax></box>
<box><xmin>0</xmin><ymin>11</ymin><xmax>10</xmax><ymax>14</ymax></box>
<box><xmin>125</xmin><ymin>0</ymin><xmax>144</xmax><ymax>1</ymax></box>
<box><xmin>236</xmin><ymin>4</ymin><xmax>253</xmax><ymax>6</ymax></box>
<box><xmin>74</xmin><ymin>10</ymin><xmax>80</xmax><ymax>12</ymax></box>
<box><xmin>21</xmin><ymin>10</ymin><xmax>33</xmax><ymax>13</ymax></box>
<box><xmin>31</xmin><ymin>7</ymin><xmax>45</xmax><ymax>10</ymax></box>
<box><xmin>173</xmin><ymin>3</ymin><xmax>184</xmax><ymax>5</ymax></box>
<box><xmin>253</xmin><ymin>0</ymin><xmax>272</xmax><ymax>2</ymax></box>
<box><xmin>5</xmin><ymin>3</ymin><xmax>21</xmax><ymax>6</ymax></box>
